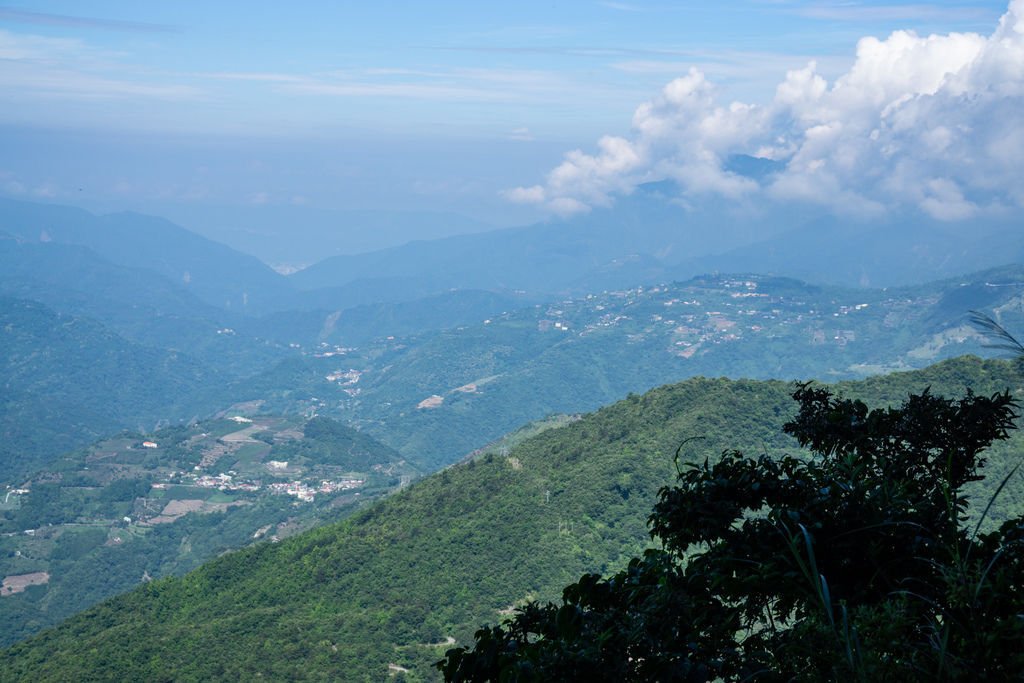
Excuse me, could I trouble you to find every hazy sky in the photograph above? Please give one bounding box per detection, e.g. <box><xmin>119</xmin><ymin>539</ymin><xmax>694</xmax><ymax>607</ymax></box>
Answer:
<box><xmin>0</xmin><ymin>1</ymin><xmax>1017</xmax><ymax>250</ymax></box>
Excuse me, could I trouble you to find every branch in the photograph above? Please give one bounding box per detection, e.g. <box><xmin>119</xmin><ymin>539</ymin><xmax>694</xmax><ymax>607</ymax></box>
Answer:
<box><xmin>968</xmin><ymin>310</ymin><xmax>1024</xmax><ymax>357</ymax></box>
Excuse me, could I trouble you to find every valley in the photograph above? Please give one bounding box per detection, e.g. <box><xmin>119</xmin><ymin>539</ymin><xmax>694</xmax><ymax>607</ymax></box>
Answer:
<box><xmin>0</xmin><ymin>412</ymin><xmax>415</xmax><ymax>645</ymax></box>
<box><xmin>3</xmin><ymin>357</ymin><xmax>1022</xmax><ymax>680</ymax></box>
<box><xmin>249</xmin><ymin>268</ymin><xmax>1024</xmax><ymax>468</ymax></box>
<box><xmin>2</xmin><ymin>197</ymin><xmax>1023</xmax><ymax>652</ymax></box>
<box><xmin>4</xmin><ymin>2</ymin><xmax>1024</xmax><ymax>678</ymax></box>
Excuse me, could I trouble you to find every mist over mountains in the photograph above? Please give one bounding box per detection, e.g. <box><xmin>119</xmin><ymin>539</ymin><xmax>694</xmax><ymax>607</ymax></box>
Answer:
<box><xmin>294</xmin><ymin>177</ymin><xmax>1024</xmax><ymax>297</ymax></box>
<box><xmin>6</xmin><ymin>182</ymin><xmax>1021</xmax><ymax>319</ymax></box>
<box><xmin>3</xmin><ymin>194</ymin><xmax>1022</xmax><ymax>484</ymax></box>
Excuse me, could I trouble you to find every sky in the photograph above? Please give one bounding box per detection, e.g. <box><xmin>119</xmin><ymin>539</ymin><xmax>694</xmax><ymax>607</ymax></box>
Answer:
<box><xmin>0</xmin><ymin>1</ymin><xmax>1018</xmax><ymax>261</ymax></box>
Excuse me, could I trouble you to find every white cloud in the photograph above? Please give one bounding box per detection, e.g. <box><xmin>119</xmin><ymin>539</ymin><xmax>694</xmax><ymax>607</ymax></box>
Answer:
<box><xmin>0</xmin><ymin>8</ymin><xmax>178</xmax><ymax>33</ymax></box>
<box><xmin>0</xmin><ymin>29</ymin><xmax>83</xmax><ymax>60</ymax></box>
<box><xmin>510</xmin><ymin>0</ymin><xmax>1024</xmax><ymax>220</ymax></box>
<box><xmin>204</xmin><ymin>66</ymin><xmax>620</xmax><ymax>105</ymax></box>
<box><xmin>0</xmin><ymin>29</ymin><xmax>200</xmax><ymax>102</ymax></box>
<box><xmin>0</xmin><ymin>170</ymin><xmax>59</xmax><ymax>199</ymax></box>
<box><xmin>549</xmin><ymin>197</ymin><xmax>591</xmax><ymax>215</ymax></box>
<box><xmin>547</xmin><ymin>135</ymin><xmax>643</xmax><ymax>204</ymax></box>
<box><xmin>919</xmin><ymin>178</ymin><xmax>977</xmax><ymax>220</ymax></box>
<box><xmin>503</xmin><ymin>185</ymin><xmax>546</xmax><ymax>203</ymax></box>
<box><xmin>792</xmin><ymin>3</ymin><xmax>992</xmax><ymax>22</ymax></box>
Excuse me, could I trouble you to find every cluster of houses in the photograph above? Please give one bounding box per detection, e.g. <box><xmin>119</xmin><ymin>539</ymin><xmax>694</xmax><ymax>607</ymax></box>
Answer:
<box><xmin>325</xmin><ymin>369</ymin><xmax>362</xmax><ymax>396</ymax></box>
<box><xmin>559</xmin><ymin>278</ymin><xmax>880</xmax><ymax>355</ymax></box>
<box><xmin>193</xmin><ymin>473</ymin><xmax>260</xmax><ymax>492</ymax></box>
<box><xmin>314</xmin><ymin>344</ymin><xmax>357</xmax><ymax>358</ymax></box>
<box><xmin>266</xmin><ymin>478</ymin><xmax>364</xmax><ymax>502</ymax></box>
<box><xmin>180</xmin><ymin>470</ymin><xmax>365</xmax><ymax>502</ymax></box>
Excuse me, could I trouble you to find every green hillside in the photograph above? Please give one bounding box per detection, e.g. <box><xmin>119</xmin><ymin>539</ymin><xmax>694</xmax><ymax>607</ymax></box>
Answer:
<box><xmin>4</xmin><ymin>356</ymin><xmax>1022</xmax><ymax>681</ymax></box>
<box><xmin>0</xmin><ymin>297</ymin><xmax>230</xmax><ymax>480</ymax></box>
<box><xmin>0</xmin><ymin>415</ymin><xmax>415</xmax><ymax>646</ymax></box>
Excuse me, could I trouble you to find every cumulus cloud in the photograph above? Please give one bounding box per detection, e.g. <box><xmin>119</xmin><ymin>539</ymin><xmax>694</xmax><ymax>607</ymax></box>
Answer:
<box><xmin>510</xmin><ymin>0</ymin><xmax>1024</xmax><ymax>221</ymax></box>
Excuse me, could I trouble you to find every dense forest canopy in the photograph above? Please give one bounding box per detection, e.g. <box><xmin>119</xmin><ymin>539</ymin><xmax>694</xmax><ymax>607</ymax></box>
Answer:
<box><xmin>440</xmin><ymin>383</ymin><xmax>1024</xmax><ymax>681</ymax></box>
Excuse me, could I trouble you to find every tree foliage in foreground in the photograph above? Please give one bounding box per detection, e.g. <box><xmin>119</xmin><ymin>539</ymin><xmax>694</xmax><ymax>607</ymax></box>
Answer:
<box><xmin>440</xmin><ymin>384</ymin><xmax>1024</xmax><ymax>681</ymax></box>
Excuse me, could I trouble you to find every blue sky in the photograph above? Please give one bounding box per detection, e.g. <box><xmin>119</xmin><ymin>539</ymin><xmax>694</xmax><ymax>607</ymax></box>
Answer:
<box><xmin>0</xmin><ymin>1</ymin><xmax>1005</xmax><ymax>135</ymax></box>
<box><xmin>0</xmin><ymin>1</ymin><xmax>1017</xmax><ymax>259</ymax></box>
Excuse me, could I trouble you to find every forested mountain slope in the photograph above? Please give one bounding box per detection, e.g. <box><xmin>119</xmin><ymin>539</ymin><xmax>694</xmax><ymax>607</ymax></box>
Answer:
<box><xmin>4</xmin><ymin>356</ymin><xmax>1021</xmax><ymax>681</ymax></box>
<box><xmin>243</xmin><ymin>268</ymin><xmax>1024</xmax><ymax>470</ymax></box>
<box><xmin>0</xmin><ymin>415</ymin><xmax>416</xmax><ymax>646</ymax></box>
<box><xmin>0</xmin><ymin>298</ymin><xmax>228</xmax><ymax>479</ymax></box>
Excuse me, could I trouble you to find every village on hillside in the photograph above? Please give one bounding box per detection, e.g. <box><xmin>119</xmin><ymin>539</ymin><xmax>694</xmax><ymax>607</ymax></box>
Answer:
<box><xmin>0</xmin><ymin>414</ymin><xmax>415</xmax><ymax>604</ymax></box>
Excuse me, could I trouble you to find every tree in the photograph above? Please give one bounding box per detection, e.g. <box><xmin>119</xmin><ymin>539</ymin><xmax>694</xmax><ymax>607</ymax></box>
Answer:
<box><xmin>438</xmin><ymin>384</ymin><xmax>1024</xmax><ymax>681</ymax></box>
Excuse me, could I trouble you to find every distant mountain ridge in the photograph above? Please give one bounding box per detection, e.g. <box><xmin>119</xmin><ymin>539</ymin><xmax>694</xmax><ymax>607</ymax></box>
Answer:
<box><xmin>0</xmin><ymin>198</ymin><xmax>528</xmax><ymax>315</ymax></box>
<box><xmin>5</xmin><ymin>196</ymin><xmax>1022</xmax><ymax>317</ymax></box>
<box><xmin>0</xmin><ymin>198</ymin><xmax>291</xmax><ymax>313</ymax></box>
<box><xmin>679</xmin><ymin>213</ymin><xmax>1024</xmax><ymax>289</ymax></box>
<box><xmin>291</xmin><ymin>183</ymin><xmax>1024</xmax><ymax>300</ymax></box>
<box><xmin>157</xmin><ymin>203</ymin><xmax>494</xmax><ymax>268</ymax></box>
<box><xmin>289</xmin><ymin>186</ymin><xmax>768</xmax><ymax>296</ymax></box>
<box><xmin>0</xmin><ymin>232</ymin><xmax>294</xmax><ymax>375</ymax></box>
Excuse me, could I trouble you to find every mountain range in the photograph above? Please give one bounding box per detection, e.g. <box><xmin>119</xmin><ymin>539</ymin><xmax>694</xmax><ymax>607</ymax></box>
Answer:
<box><xmin>238</xmin><ymin>268</ymin><xmax>1024</xmax><ymax>470</ymax></box>
<box><xmin>7</xmin><ymin>192</ymin><xmax>1024</xmax><ymax>317</ymax></box>
<box><xmin>291</xmin><ymin>181</ymin><xmax>1024</xmax><ymax>299</ymax></box>
<box><xmin>4</xmin><ymin>195</ymin><xmax>1024</xmax><ymax>482</ymax></box>
<box><xmin>3</xmin><ymin>195</ymin><xmax>1024</xmax><ymax>668</ymax></box>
